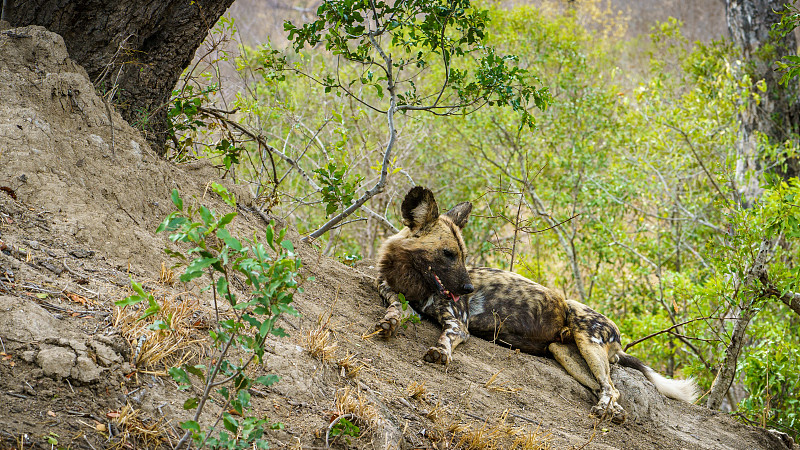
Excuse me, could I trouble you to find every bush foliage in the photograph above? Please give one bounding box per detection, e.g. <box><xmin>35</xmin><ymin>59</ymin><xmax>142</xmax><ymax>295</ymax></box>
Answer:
<box><xmin>168</xmin><ymin>0</ymin><xmax>800</xmax><ymax>439</ymax></box>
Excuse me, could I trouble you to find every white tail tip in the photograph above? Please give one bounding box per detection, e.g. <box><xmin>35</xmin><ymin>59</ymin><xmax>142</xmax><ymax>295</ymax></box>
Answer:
<box><xmin>645</xmin><ymin>368</ymin><xmax>700</xmax><ymax>404</ymax></box>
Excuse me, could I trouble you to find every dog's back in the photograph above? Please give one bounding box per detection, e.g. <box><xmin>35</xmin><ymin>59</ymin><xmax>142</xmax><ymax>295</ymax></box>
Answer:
<box><xmin>464</xmin><ymin>267</ymin><xmax>568</xmax><ymax>355</ymax></box>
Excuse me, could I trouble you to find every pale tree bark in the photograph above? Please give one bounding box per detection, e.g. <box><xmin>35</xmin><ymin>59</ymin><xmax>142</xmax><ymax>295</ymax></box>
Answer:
<box><xmin>3</xmin><ymin>0</ymin><xmax>236</xmax><ymax>154</ymax></box>
<box><xmin>706</xmin><ymin>0</ymin><xmax>800</xmax><ymax>411</ymax></box>
<box><xmin>726</xmin><ymin>0</ymin><xmax>800</xmax><ymax>206</ymax></box>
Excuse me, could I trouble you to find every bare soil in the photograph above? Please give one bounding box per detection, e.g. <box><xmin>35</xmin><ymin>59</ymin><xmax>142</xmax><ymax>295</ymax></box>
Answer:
<box><xmin>0</xmin><ymin>24</ymin><xmax>796</xmax><ymax>450</ymax></box>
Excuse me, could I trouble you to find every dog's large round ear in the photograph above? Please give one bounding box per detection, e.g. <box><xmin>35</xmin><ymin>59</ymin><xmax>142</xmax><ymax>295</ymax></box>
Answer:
<box><xmin>443</xmin><ymin>201</ymin><xmax>472</xmax><ymax>229</ymax></box>
<box><xmin>401</xmin><ymin>186</ymin><xmax>439</xmax><ymax>230</ymax></box>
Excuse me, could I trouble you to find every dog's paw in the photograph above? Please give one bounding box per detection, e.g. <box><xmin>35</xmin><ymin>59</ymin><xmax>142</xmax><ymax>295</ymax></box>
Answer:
<box><xmin>423</xmin><ymin>346</ymin><xmax>451</xmax><ymax>365</ymax></box>
<box><xmin>375</xmin><ymin>316</ymin><xmax>399</xmax><ymax>338</ymax></box>
<box><xmin>591</xmin><ymin>401</ymin><xmax>626</xmax><ymax>424</ymax></box>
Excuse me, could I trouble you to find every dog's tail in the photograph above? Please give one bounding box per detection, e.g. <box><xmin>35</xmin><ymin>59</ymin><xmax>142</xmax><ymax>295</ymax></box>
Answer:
<box><xmin>617</xmin><ymin>352</ymin><xmax>699</xmax><ymax>404</ymax></box>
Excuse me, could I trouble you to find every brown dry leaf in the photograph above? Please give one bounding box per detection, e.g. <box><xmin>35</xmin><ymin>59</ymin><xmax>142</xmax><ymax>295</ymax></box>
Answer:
<box><xmin>66</xmin><ymin>292</ymin><xmax>89</xmax><ymax>305</ymax></box>
<box><xmin>106</xmin><ymin>411</ymin><xmax>120</xmax><ymax>419</ymax></box>
<box><xmin>95</xmin><ymin>423</ymin><xmax>107</xmax><ymax>432</ymax></box>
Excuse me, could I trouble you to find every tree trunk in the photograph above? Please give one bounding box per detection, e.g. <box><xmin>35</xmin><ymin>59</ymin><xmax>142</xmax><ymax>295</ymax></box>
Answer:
<box><xmin>706</xmin><ymin>303</ymin><xmax>757</xmax><ymax>410</ymax></box>
<box><xmin>726</xmin><ymin>0</ymin><xmax>800</xmax><ymax>205</ymax></box>
<box><xmin>706</xmin><ymin>238</ymin><xmax>773</xmax><ymax>409</ymax></box>
<box><xmin>4</xmin><ymin>0</ymin><xmax>236</xmax><ymax>154</ymax></box>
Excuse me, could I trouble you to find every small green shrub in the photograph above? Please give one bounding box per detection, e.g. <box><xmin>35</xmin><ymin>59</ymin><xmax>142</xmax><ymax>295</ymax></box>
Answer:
<box><xmin>118</xmin><ymin>183</ymin><xmax>303</xmax><ymax>449</ymax></box>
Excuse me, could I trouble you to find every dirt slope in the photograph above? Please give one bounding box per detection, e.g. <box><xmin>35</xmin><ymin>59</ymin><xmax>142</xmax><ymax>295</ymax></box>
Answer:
<box><xmin>0</xmin><ymin>24</ymin><xmax>795</xmax><ymax>450</ymax></box>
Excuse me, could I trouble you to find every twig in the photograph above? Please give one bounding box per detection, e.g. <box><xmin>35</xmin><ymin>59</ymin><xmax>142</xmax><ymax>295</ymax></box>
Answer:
<box><xmin>624</xmin><ymin>316</ymin><xmax>729</xmax><ymax>352</ymax></box>
<box><xmin>21</xmin><ymin>283</ymin><xmax>61</xmax><ymax>294</ymax></box>
<box><xmin>62</xmin><ymin>258</ymin><xmax>89</xmax><ymax>283</ymax></box>
<box><xmin>329</xmin><ymin>217</ymin><xmax>368</xmax><ymax>231</ymax></box>
<box><xmin>302</xmin><ymin>32</ymin><xmax>397</xmax><ymax>242</ymax></box>
<box><xmin>508</xmin><ymin>412</ymin><xmax>542</xmax><ymax>427</ymax></box>
<box><xmin>198</xmin><ymin>107</ymin><xmax>295</xmax><ymax>189</ymax></box>
<box><xmin>35</xmin><ymin>301</ymin><xmax>109</xmax><ymax>317</ymax></box>
<box><xmin>83</xmin><ymin>435</ymin><xmax>98</xmax><ymax>450</ymax></box>
<box><xmin>325</xmin><ymin>413</ymin><xmax>357</xmax><ymax>448</ymax></box>
<box><xmin>361</xmin><ymin>206</ymin><xmax>399</xmax><ymax>233</ymax></box>
<box><xmin>463</xmin><ymin>411</ymin><xmax>486</xmax><ymax>422</ymax></box>
<box><xmin>665</xmin><ymin>124</ymin><xmax>731</xmax><ymax>206</ymax></box>
<box><xmin>5</xmin><ymin>392</ymin><xmax>28</xmax><ymax>399</ymax></box>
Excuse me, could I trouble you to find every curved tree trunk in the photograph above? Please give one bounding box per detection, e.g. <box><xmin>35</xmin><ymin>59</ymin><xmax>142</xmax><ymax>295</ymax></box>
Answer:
<box><xmin>3</xmin><ymin>0</ymin><xmax>236</xmax><ymax>154</ymax></box>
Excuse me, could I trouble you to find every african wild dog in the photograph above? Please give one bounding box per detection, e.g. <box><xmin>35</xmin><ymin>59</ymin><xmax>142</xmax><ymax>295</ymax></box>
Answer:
<box><xmin>375</xmin><ymin>186</ymin><xmax>699</xmax><ymax>423</ymax></box>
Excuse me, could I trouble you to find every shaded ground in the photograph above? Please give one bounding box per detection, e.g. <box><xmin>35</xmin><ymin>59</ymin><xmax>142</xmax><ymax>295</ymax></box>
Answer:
<box><xmin>0</xmin><ymin>24</ymin><xmax>795</xmax><ymax>449</ymax></box>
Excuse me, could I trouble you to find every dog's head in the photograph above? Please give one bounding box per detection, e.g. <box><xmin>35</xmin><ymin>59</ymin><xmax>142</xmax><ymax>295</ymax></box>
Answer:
<box><xmin>378</xmin><ymin>186</ymin><xmax>473</xmax><ymax>303</ymax></box>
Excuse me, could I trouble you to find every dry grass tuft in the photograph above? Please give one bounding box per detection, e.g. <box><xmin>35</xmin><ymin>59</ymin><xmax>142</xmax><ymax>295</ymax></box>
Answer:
<box><xmin>301</xmin><ymin>314</ymin><xmax>338</xmax><ymax>362</ymax></box>
<box><xmin>336</xmin><ymin>352</ymin><xmax>365</xmax><ymax>378</ymax></box>
<box><xmin>424</xmin><ymin>401</ymin><xmax>444</xmax><ymax>422</ymax></box>
<box><xmin>484</xmin><ymin>369</ymin><xmax>522</xmax><ymax>394</ymax></box>
<box><xmin>335</xmin><ymin>387</ymin><xmax>381</xmax><ymax>431</ymax></box>
<box><xmin>406</xmin><ymin>380</ymin><xmax>428</xmax><ymax>400</ymax></box>
<box><xmin>108</xmin><ymin>403</ymin><xmax>175</xmax><ymax>449</ymax></box>
<box><xmin>449</xmin><ymin>410</ymin><xmax>551</xmax><ymax>450</ymax></box>
<box><xmin>114</xmin><ymin>287</ymin><xmax>211</xmax><ymax>373</ymax></box>
<box><xmin>158</xmin><ymin>261</ymin><xmax>175</xmax><ymax>285</ymax></box>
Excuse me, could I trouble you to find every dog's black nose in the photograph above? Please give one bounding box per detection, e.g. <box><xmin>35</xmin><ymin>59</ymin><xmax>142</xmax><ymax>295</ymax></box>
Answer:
<box><xmin>462</xmin><ymin>283</ymin><xmax>474</xmax><ymax>294</ymax></box>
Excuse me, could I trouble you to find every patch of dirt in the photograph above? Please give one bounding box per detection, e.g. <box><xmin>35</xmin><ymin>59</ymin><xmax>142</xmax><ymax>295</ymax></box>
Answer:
<box><xmin>0</xmin><ymin>24</ymin><xmax>796</xmax><ymax>449</ymax></box>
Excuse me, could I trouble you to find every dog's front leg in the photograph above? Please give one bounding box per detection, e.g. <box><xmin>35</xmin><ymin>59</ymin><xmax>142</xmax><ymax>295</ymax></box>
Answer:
<box><xmin>423</xmin><ymin>301</ymin><xmax>469</xmax><ymax>365</ymax></box>
<box><xmin>374</xmin><ymin>280</ymin><xmax>417</xmax><ymax>338</ymax></box>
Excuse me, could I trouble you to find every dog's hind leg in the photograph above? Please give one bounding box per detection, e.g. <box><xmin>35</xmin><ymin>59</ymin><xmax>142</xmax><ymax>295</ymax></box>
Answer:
<box><xmin>548</xmin><ymin>342</ymin><xmax>600</xmax><ymax>391</ymax></box>
<box><xmin>575</xmin><ymin>336</ymin><xmax>626</xmax><ymax>424</ymax></box>
<box><xmin>424</xmin><ymin>301</ymin><xmax>469</xmax><ymax>365</ymax></box>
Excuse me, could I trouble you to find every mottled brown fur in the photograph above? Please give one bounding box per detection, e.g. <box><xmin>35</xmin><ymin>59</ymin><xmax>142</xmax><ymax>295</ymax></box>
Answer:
<box><xmin>375</xmin><ymin>187</ymin><xmax>699</xmax><ymax>422</ymax></box>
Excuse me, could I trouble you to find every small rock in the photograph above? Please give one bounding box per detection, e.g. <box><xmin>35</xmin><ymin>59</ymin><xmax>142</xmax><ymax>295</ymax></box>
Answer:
<box><xmin>71</xmin><ymin>355</ymin><xmax>101</xmax><ymax>383</ymax></box>
<box><xmin>40</xmin><ymin>261</ymin><xmax>63</xmax><ymax>275</ymax></box>
<box><xmin>89</xmin><ymin>340</ymin><xmax>121</xmax><ymax>366</ymax></box>
<box><xmin>26</xmin><ymin>240</ymin><xmax>40</xmax><ymax>250</ymax></box>
<box><xmin>21</xmin><ymin>350</ymin><xmax>36</xmax><ymax>363</ymax></box>
<box><xmin>37</xmin><ymin>346</ymin><xmax>76</xmax><ymax>379</ymax></box>
<box><xmin>70</xmin><ymin>248</ymin><xmax>94</xmax><ymax>258</ymax></box>
<box><xmin>120</xmin><ymin>362</ymin><xmax>133</xmax><ymax>374</ymax></box>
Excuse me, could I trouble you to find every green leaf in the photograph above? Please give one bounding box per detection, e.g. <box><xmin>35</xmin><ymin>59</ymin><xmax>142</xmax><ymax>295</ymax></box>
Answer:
<box><xmin>266</xmin><ymin>226</ymin><xmax>275</xmax><ymax>249</ymax></box>
<box><xmin>171</xmin><ymin>189</ymin><xmax>184</xmax><ymax>210</ymax></box>
<box><xmin>115</xmin><ymin>294</ymin><xmax>143</xmax><ymax>307</ymax></box>
<box><xmin>217</xmin><ymin>228</ymin><xmax>243</xmax><ymax>251</ymax></box>
<box><xmin>211</xmin><ymin>182</ymin><xmax>237</xmax><ymax>207</ymax></box>
<box><xmin>180</xmin><ymin>420</ymin><xmax>201</xmax><ymax>433</ymax></box>
<box><xmin>183</xmin><ymin>397</ymin><xmax>199</xmax><ymax>410</ymax></box>
<box><xmin>218</xmin><ymin>212</ymin><xmax>237</xmax><ymax>228</ymax></box>
<box><xmin>169</xmin><ymin>367</ymin><xmax>191</xmax><ymax>389</ymax></box>
<box><xmin>223</xmin><ymin>413</ymin><xmax>239</xmax><ymax>434</ymax></box>
<box><xmin>131</xmin><ymin>280</ymin><xmax>147</xmax><ymax>297</ymax></box>
<box><xmin>180</xmin><ymin>257</ymin><xmax>218</xmax><ymax>282</ymax></box>
<box><xmin>185</xmin><ymin>364</ymin><xmax>206</xmax><ymax>381</ymax></box>
<box><xmin>255</xmin><ymin>374</ymin><xmax>280</xmax><ymax>386</ymax></box>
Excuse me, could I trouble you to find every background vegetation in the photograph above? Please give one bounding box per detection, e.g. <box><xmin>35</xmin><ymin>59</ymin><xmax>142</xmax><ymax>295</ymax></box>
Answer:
<box><xmin>166</xmin><ymin>0</ymin><xmax>800</xmax><ymax>438</ymax></box>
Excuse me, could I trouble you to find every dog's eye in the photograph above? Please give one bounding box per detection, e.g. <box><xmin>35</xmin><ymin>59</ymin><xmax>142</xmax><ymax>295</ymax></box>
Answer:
<box><xmin>443</xmin><ymin>249</ymin><xmax>456</xmax><ymax>260</ymax></box>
